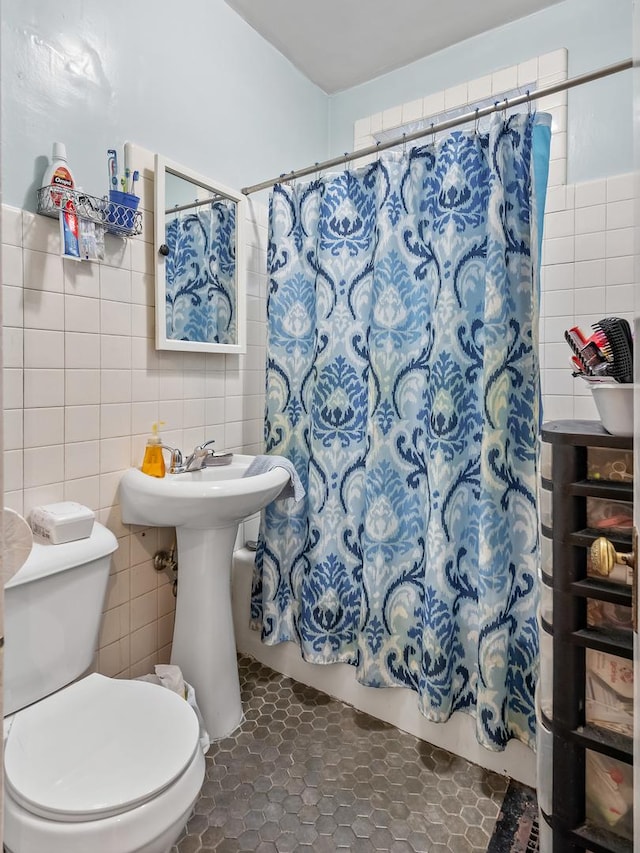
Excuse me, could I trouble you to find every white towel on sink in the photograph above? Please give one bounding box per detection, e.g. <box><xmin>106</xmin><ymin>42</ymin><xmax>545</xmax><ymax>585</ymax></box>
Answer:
<box><xmin>243</xmin><ymin>455</ymin><xmax>305</xmax><ymax>502</ymax></box>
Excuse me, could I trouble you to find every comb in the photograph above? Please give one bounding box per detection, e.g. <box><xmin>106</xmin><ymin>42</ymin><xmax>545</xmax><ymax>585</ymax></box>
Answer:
<box><xmin>564</xmin><ymin>326</ymin><xmax>610</xmax><ymax>376</ymax></box>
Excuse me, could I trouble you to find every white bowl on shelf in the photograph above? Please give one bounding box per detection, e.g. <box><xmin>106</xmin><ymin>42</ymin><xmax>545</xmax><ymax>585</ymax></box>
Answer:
<box><xmin>590</xmin><ymin>382</ymin><xmax>635</xmax><ymax>437</ymax></box>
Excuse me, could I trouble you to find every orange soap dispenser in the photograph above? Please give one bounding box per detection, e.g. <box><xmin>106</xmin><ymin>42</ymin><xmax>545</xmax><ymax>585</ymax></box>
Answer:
<box><xmin>141</xmin><ymin>422</ymin><xmax>166</xmax><ymax>477</ymax></box>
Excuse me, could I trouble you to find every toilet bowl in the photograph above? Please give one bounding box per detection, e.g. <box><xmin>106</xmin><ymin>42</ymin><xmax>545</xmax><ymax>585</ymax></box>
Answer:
<box><xmin>4</xmin><ymin>674</ymin><xmax>205</xmax><ymax>853</ymax></box>
<box><xmin>4</xmin><ymin>522</ymin><xmax>206</xmax><ymax>853</ymax></box>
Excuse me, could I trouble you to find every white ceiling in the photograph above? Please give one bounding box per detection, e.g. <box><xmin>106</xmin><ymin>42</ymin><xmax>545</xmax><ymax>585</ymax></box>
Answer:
<box><xmin>224</xmin><ymin>0</ymin><xmax>565</xmax><ymax>94</ymax></box>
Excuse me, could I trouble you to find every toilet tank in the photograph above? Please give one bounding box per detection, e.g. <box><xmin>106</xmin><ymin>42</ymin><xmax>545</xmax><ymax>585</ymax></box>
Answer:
<box><xmin>4</xmin><ymin>522</ymin><xmax>118</xmax><ymax>716</ymax></box>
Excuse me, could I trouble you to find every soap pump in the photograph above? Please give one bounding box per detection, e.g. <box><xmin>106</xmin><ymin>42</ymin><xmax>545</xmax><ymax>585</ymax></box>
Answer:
<box><xmin>141</xmin><ymin>422</ymin><xmax>166</xmax><ymax>478</ymax></box>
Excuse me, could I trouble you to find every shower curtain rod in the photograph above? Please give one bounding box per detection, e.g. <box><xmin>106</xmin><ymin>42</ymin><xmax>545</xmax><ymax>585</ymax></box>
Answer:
<box><xmin>242</xmin><ymin>58</ymin><xmax>632</xmax><ymax>196</ymax></box>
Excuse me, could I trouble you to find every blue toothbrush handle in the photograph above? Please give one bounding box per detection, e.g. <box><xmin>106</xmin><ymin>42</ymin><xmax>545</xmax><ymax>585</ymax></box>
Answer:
<box><xmin>107</xmin><ymin>148</ymin><xmax>118</xmax><ymax>190</ymax></box>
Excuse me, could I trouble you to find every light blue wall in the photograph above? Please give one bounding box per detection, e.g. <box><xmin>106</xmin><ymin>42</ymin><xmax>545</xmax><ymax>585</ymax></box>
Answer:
<box><xmin>1</xmin><ymin>0</ymin><xmax>329</xmax><ymax>210</ymax></box>
<box><xmin>3</xmin><ymin>0</ymin><xmax>633</xmax><ymax>210</ymax></box>
<box><xmin>328</xmin><ymin>0</ymin><xmax>633</xmax><ymax>184</ymax></box>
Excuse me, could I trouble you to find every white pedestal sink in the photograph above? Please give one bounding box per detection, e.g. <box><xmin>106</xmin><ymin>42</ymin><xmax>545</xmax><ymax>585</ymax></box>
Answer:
<box><xmin>120</xmin><ymin>455</ymin><xmax>289</xmax><ymax>741</ymax></box>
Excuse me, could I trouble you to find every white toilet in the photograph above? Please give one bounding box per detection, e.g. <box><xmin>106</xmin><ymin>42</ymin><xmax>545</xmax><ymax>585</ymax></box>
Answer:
<box><xmin>3</xmin><ymin>522</ymin><xmax>206</xmax><ymax>853</ymax></box>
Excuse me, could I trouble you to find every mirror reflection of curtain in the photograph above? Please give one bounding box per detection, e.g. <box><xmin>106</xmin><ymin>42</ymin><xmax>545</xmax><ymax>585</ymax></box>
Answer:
<box><xmin>165</xmin><ymin>201</ymin><xmax>236</xmax><ymax>344</ymax></box>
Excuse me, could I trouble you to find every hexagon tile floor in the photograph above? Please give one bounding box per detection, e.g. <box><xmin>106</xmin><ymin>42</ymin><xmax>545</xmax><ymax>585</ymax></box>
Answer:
<box><xmin>171</xmin><ymin>655</ymin><xmax>511</xmax><ymax>853</ymax></box>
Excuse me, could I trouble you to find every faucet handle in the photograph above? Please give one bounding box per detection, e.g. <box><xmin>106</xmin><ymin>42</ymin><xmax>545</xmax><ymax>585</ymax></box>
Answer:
<box><xmin>160</xmin><ymin>445</ymin><xmax>184</xmax><ymax>473</ymax></box>
<box><xmin>197</xmin><ymin>439</ymin><xmax>216</xmax><ymax>452</ymax></box>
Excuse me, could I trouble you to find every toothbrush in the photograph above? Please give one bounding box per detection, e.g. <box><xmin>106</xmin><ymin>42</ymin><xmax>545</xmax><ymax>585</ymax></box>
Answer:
<box><xmin>107</xmin><ymin>149</ymin><xmax>118</xmax><ymax>190</ymax></box>
<box><xmin>131</xmin><ymin>170</ymin><xmax>139</xmax><ymax>196</ymax></box>
<box><xmin>124</xmin><ymin>167</ymin><xmax>131</xmax><ymax>194</ymax></box>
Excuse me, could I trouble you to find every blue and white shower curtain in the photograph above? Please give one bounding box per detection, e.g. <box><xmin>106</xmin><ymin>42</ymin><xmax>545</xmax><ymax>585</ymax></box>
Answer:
<box><xmin>252</xmin><ymin>113</ymin><xmax>551</xmax><ymax>750</ymax></box>
<box><xmin>165</xmin><ymin>201</ymin><xmax>236</xmax><ymax>344</ymax></box>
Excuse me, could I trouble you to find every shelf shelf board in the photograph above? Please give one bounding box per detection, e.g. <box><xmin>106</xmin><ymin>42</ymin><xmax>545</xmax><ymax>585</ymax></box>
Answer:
<box><xmin>540</xmin><ymin>568</ymin><xmax>554</xmax><ymax>587</ymax></box>
<box><xmin>540</xmin><ymin>709</ymin><xmax>553</xmax><ymax>731</ymax></box>
<box><xmin>541</xmin><ymin>420</ymin><xmax>632</xmax><ymax>450</ymax></box>
<box><xmin>571</xmin><ymin>577</ymin><xmax>633</xmax><ymax>607</ymax></box>
<box><xmin>570</xmin><ymin>821</ymin><xmax>633</xmax><ymax>853</ymax></box>
<box><xmin>542</xmin><ymin>420</ymin><xmax>633</xmax><ymax>450</ymax></box>
<box><xmin>569</xmin><ymin>528</ymin><xmax>633</xmax><ymax>550</ymax></box>
<box><xmin>571</xmin><ymin>627</ymin><xmax>633</xmax><ymax>657</ymax></box>
<box><xmin>571</xmin><ymin>724</ymin><xmax>633</xmax><ymax>764</ymax></box>
<box><xmin>540</xmin><ymin>615</ymin><xmax>553</xmax><ymax>635</ymax></box>
<box><xmin>569</xmin><ymin>479</ymin><xmax>633</xmax><ymax>501</ymax></box>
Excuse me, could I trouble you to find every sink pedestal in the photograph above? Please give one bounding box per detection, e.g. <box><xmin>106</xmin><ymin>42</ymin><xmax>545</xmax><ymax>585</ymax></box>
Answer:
<box><xmin>119</xmin><ymin>457</ymin><xmax>290</xmax><ymax>746</ymax></box>
<box><xmin>171</xmin><ymin>525</ymin><xmax>243</xmax><ymax>741</ymax></box>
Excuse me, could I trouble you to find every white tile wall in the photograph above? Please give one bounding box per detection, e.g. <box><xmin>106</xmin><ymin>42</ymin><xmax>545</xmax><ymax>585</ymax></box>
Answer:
<box><xmin>540</xmin><ymin>171</ymin><xmax>635</xmax><ymax>419</ymax></box>
<box><xmin>3</xmin><ymin>143</ymin><xmax>269</xmax><ymax>678</ymax></box>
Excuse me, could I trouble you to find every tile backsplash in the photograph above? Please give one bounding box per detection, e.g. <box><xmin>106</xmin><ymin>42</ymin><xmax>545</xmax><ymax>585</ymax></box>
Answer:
<box><xmin>2</xmin><ymin>142</ymin><xmax>635</xmax><ymax>680</ymax></box>
<box><xmin>3</xmin><ymin>143</ymin><xmax>269</xmax><ymax>679</ymax></box>
<box><xmin>540</xmin><ymin>173</ymin><xmax>635</xmax><ymax>419</ymax></box>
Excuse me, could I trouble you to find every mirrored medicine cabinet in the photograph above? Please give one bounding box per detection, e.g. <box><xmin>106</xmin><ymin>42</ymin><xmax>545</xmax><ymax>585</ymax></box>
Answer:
<box><xmin>154</xmin><ymin>155</ymin><xmax>246</xmax><ymax>354</ymax></box>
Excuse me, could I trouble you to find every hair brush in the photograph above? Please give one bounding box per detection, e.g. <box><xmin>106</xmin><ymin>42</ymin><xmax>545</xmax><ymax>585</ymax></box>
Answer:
<box><xmin>591</xmin><ymin>317</ymin><xmax>633</xmax><ymax>383</ymax></box>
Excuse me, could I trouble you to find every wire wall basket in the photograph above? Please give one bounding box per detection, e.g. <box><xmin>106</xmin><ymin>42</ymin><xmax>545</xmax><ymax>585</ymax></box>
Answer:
<box><xmin>37</xmin><ymin>186</ymin><xmax>142</xmax><ymax>237</ymax></box>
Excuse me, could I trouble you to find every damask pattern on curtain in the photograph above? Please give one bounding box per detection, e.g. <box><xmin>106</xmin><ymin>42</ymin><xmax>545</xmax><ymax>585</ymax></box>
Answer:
<box><xmin>165</xmin><ymin>200</ymin><xmax>236</xmax><ymax>344</ymax></box>
<box><xmin>252</xmin><ymin>113</ymin><xmax>551</xmax><ymax>750</ymax></box>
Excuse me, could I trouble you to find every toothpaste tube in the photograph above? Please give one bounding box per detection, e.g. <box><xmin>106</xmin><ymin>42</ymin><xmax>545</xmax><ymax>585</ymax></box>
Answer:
<box><xmin>60</xmin><ymin>199</ymin><xmax>81</xmax><ymax>260</ymax></box>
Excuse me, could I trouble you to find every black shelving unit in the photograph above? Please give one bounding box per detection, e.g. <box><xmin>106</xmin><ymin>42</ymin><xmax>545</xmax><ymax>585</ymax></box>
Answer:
<box><xmin>540</xmin><ymin>420</ymin><xmax>634</xmax><ymax>853</ymax></box>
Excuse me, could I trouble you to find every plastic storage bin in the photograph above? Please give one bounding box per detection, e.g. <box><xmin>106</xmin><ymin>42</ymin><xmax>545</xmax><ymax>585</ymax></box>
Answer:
<box><xmin>538</xmin><ymin>620</ymin><xmax>553</xmax><ymax>718</ymax></box>
<box><xmin>538</xmin><ymin>811</ymin><xmax>552</xmax><ymax>853</ymax></box>
<box><xmin>540</xmin><ymin>487</ymin><xmax>552</xmax><ymax>529</ymax></box>
<box><xmin>587</xmin><ymin>548</ymin><xmax>633</xmax><ymax>585</ymax></box>
<box><xmin>540</xmin><ymin>440</ymin><xmax>552</xmax><ymax>480</ymax></box>
<box><xmin>587</xmin><ymin>599</ymin><xmax>633</xmax><ymax>632</ymax></box>
<box><xmin>536</xmin><ymin>697</ymin><xmax>553</xmax><ymax>815</ymax></box>
<box><xmin>585</xmin><ymin>650</ymin><xmax>633</xmax><ymax>738</ymax></box>
<box><xmin>586</xmin><ymin>497</ymin><xmax>633</xmax><ymax>535</ymax></box>
<box><xmin>540</xmin><ymin>581</ymin><xmax>553</xmax><ymax>625</ymax></box>
<box><xmin>587</xmin><ymin>447</ymin><xmax>633</xmax><ymax>483</ymax></box>
<box><xmin>541</xmin><ymin>534</ymin><xmax>553</xmax><ymax>577</ymax></box>
<box><xmin>585</xmin><ymin>749</ymin><xmax>633</xmax><ymax>841</ymax></box>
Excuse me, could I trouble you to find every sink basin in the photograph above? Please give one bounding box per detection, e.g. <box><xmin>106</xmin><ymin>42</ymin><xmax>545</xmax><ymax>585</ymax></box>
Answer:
<box><xmin>120</xmin><ymin>454</ymin><xmax>289</xmax><ymax>529</ymax></box>
<box><xmin>119</xmin><ymin>454</ymin><xmax>291</xmax><ymax>742</ymax></box>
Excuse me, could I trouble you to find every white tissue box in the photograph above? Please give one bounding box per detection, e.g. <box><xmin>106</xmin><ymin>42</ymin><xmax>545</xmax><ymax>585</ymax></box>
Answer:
<box><xmin>29</xmin><ymin>502</ymin><xmax>95</xmax><ymax>544</ymax></box>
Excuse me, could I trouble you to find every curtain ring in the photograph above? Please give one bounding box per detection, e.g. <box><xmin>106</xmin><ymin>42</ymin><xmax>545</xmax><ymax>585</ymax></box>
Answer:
<box><xmin>430</xmin><ymin>122</ymin><xmax>436</xmax><ymax>146</ymax></box>
<box><xmin>344</xmin><ymin>152</ymin><xmax>351</xmax><ymax>173</ymax></box>
<box><xmin>376</xmin><ymin>141</ymin><xmax>381</xmax><ymax>162</ymax></box>
<box><xmin>526</xmin><ymin>90</ymin><xmax>532</xmax><ymax>116</ymax></box>
<box><xmin>314</xmin><ymin>162</ymin><xmax>320</xmax><ymax>182</ymax></box>
<box><xmin>502</xmin><ymin>97</ymin><xmax>509</xmax><ymax>118</ymax></box>
<box><xmin>474</xmin><ymin>108</ymin><xmax>480</xmax><ymax>135</ymax></box>
<box><xmin>402</xmin><ymin>132</ymin><xmax>407</xmax><ymax>158</ymax></box>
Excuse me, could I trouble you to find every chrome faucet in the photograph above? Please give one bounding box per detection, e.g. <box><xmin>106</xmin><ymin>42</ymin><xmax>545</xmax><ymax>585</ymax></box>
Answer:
<box><xmin>184</xmin><ymin>439</ymin><xmax>217</xmax><ymax>472</ymax></box>
<box><xmin>162</xmin><ymin>440</ymin><xmax>217</xmax><ymax>474</ymax></box>
<box><xmin>160</xmin><ymin>445</ymin><xmax>184</xmax><ymax>474</ymax></box>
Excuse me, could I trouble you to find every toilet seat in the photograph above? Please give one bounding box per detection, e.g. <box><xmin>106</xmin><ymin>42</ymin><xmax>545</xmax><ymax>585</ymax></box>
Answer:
<box><xmin>5</xmin><ymin>673</ymin><xmax>200</xmax><ymax>822</ymax></box>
